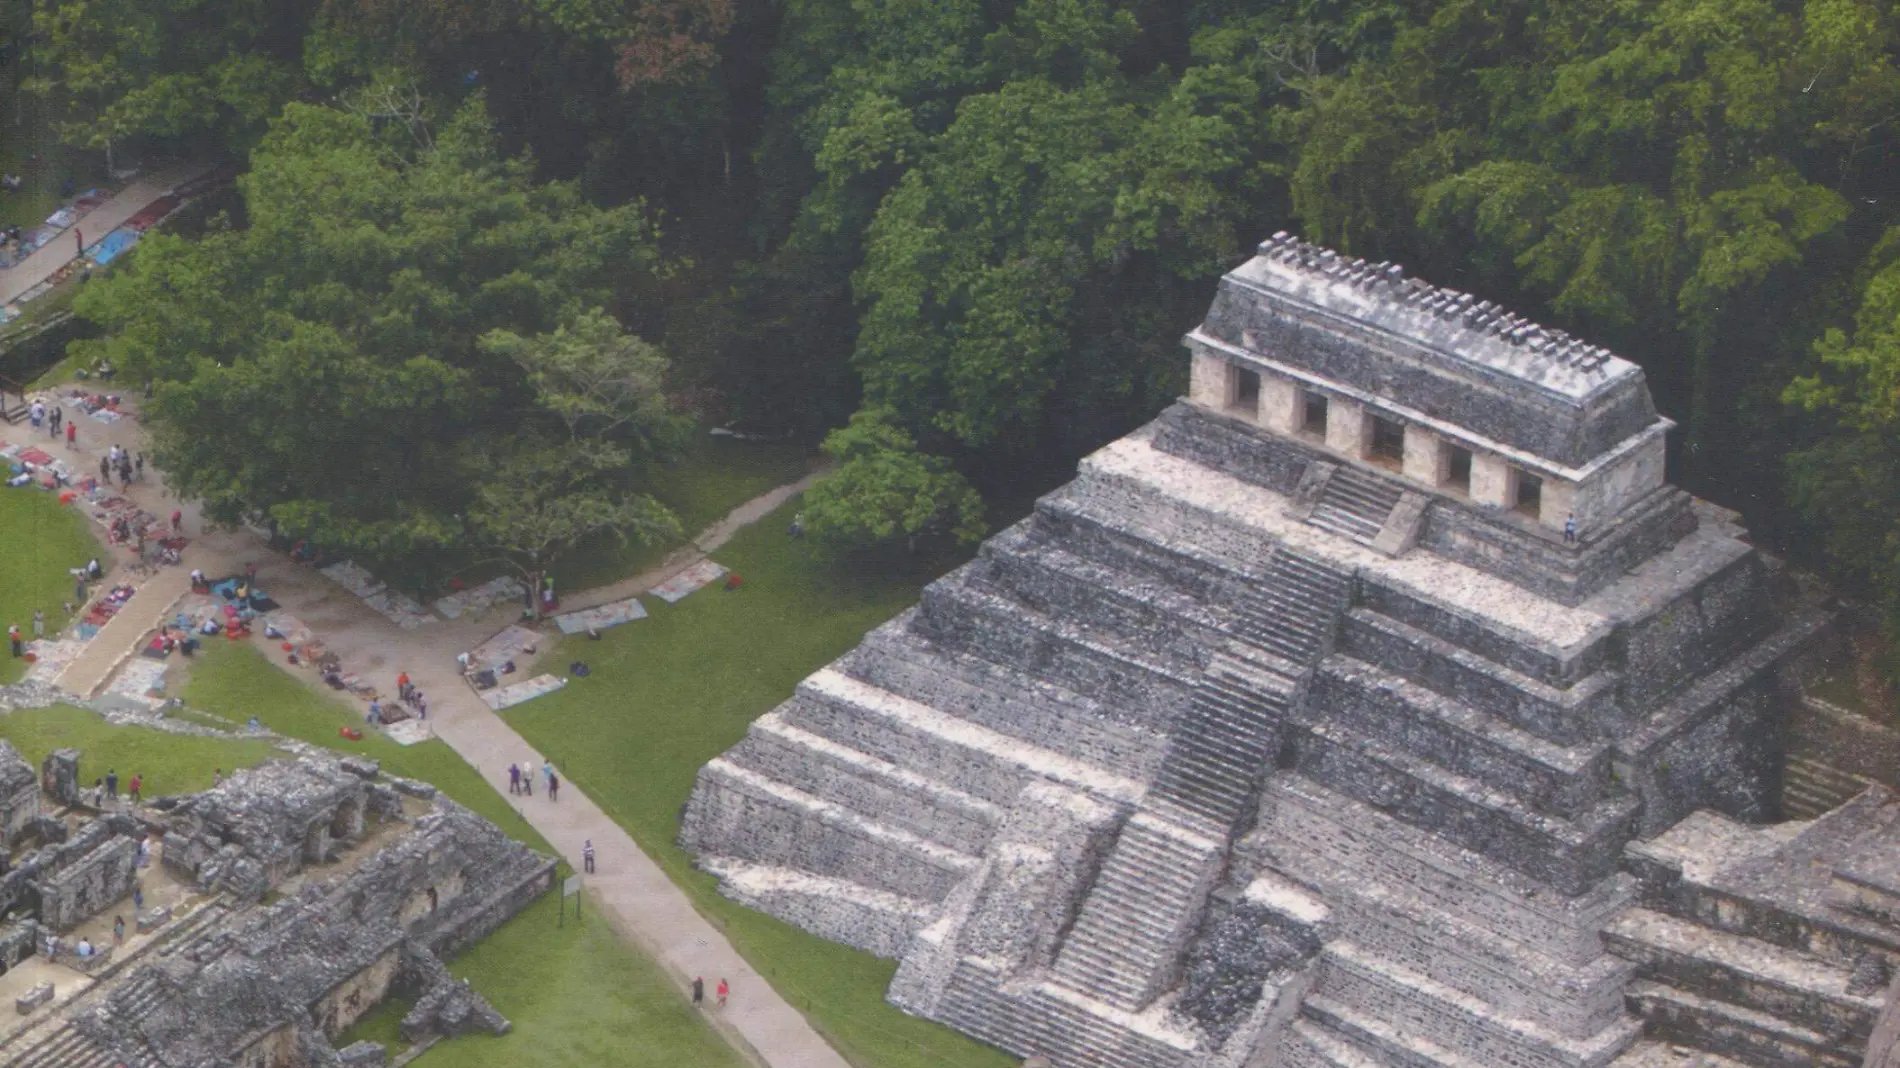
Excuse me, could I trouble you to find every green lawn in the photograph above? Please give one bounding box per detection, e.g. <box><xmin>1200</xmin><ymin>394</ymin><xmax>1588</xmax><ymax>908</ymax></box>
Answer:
<box><xmin>506</xmin><ymin>498</ymin><xmax>1012</xmax><ymax>1068</ymax></box>
<box><xmin>0</xmin><ymin>488</ymin><xmax>105</xmax><ymax>683</ymax></box>
<box><xmin>180</xmin><ymin>642</ymin><xmax>744</xmax><ymax>1068</ymax></box>
<box><xmin>550</xmin><ymin>432</ymin><xmax>811</xmax><ymax>591</ymax></box>
<box><xmin>0</xmin><ymin>703</ymin><xmax>278</xmax><ymax>795</ymax></box>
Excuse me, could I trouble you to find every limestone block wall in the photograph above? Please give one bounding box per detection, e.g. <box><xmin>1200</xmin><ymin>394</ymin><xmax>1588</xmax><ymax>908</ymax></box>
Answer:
<box><xmin>36</xmin><ymin>835</ymin><xmax>135</xmax><ymax>932</ymax></box>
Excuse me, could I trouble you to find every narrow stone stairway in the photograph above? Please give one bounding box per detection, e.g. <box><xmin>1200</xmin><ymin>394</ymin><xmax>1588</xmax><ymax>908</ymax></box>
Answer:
<box><xmin>1306</xmin><ymin>466</ymin><xmax>1403</xmax><ymax>544</ymax></box>
<box><xmin>1049</xmin><ymin>813</ymin><xmax>1226</xmax><ymax>1011</ymax></box>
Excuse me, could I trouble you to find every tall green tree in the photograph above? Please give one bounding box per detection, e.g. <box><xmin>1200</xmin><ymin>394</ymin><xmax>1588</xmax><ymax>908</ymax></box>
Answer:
<box><xmin>28</xmin><ymin>0</ymin><xmax>311</xmax><ymax>159</ymax></box>
<box><xmin>71</xmin><ymin>98</ymin><xmax>674</xmax><ymax>567</ymax></box>
<box><xmin>802</xmin><ymin>408</ymin><xmax>987</xmax><ymax>556</ymax></box>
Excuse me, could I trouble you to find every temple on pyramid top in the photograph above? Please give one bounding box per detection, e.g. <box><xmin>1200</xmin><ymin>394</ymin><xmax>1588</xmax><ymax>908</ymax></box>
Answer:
<box><xmin>680</xmin><ymin>234</ymin><xmax>1873</xmax><ymax>1068</ymax></box>
<box><xmin>1187</xmin><ymin>232</ymin><xmax>1669</xmax><ymax>550</ymax></box>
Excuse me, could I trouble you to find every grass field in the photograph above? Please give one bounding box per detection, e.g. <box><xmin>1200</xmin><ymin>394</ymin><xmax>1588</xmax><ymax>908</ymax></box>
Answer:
<box><xmin>0</xmin><ymin>703</ymin><xmax>277</xmax><ymax>794</ymax></box>
<box><xmin>0</xmin><ymin>488</ymin><xmax>104</xmax><ymax>683</ymax></box>
<box><xmin>181</xmin><ymin>642</ymin><xmax>744</xmax><ymax>1068</ymax></box>
<box><xmin>506</xmin><ymin>497</ymin><xmax>1014</xmax><ymax>1068</ymax></box>
<box><xmin>550</xmin><ymin>432</ymin><xmax>811</xmax><ymax>591</ymax></box>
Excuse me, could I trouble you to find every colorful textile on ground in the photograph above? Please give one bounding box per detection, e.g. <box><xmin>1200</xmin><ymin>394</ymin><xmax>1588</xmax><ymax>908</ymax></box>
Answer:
<box><xmin>23</xmin><ymin>639</ymin><xmax>86</xmax><ymax>684</ymax></box>
<box><xmin>260</xmin><ymin>612</ymin><xmax>313</xmax><ymax>646</ymax></box>
<box><xmin>471</xmin><ymin>624</ymin><xmax>538</xmax><ymax>672</ymax></box>
<box><xmin>432</xmin><ymin>575</ymin><xmax>526</xmax><ymax>619</ymax></box>
<box><xmin>650</xmin><ymin>559</ymin><xmax>728</xmax><ymax>604</ymax></box>
<box><xmin>481</xmin><ymin>673</ymin><xmax>566</xmax><ymax>711</ymax></box>
<box><xmin>553</xmin><ymin>596</ymin><xmax>647</xmax><ymax>635</ymax></box>
<box><xmin>383</xmin><ymin>719</ymin><xmax>433</xmax><ymax>746</ymax></box>
<box><xmin>88</xmin><ymin>228</ymin><xmax>138</xmax><ymax>267</ymax></box>
<box><xmin>104</xmin><ymin>658</ymin><xmax>168</xmax><ymax>709</ymax></box>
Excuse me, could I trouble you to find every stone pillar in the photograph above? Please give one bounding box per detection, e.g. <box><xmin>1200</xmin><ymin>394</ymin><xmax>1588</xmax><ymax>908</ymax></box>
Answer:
<box><xmin>1470</xmin><ymin>453</ymin><xmax>1513</xmax><ymax>508</ymax></box>
<box><xmin>1325</xmin><ymin>398</ymin><xmax>1370</xmax><ymax>460</ymax></box>
<box><xmin>1539</xmin><ymin>478</ymin><xmax>1577</xmax><ymax>532</ymax></box>
<box><xmin>1402</xmin><ymin>426</ymin><xmax>1446</xmax><ymax>487</ymax></box>
<box><xmin>1258</xmin><ymin>374</ymin><xmax>1299</xmax><ymax>435</ymax></box>
<box><xmin>39</xmin><ymin>752</ymin><xmax>78</xmax><ymax>808</ymax></box>
<box><xmin>1187</xmin><ymin>350</ymin><xmax>1227</xmax><ymax>409</ymax></box>
<box><xmin>333</xmin><ymin>798</ymin><xmax>364</xmax><ymax>842</ymax></box>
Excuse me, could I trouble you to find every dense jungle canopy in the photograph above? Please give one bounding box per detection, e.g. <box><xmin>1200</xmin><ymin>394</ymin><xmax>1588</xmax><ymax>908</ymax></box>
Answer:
<box><xmin>9</xmin><ymin>0</ymin><xmax>1900</xmax><ymax>637</ymax></box>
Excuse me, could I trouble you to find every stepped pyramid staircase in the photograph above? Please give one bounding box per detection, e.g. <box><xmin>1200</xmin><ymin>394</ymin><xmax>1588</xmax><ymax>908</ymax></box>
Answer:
<box><xmin>1305</xmin><ymin>465</ymin><xmax>1403</xmax><ymax>545</ymax></box>
<box><xmin>1047</xmin><ymin>549</ymin><xmax>1353</xmax><ymax>1013</ymax></box>
<box><xmin>1782</xmin><ymin>755</ymin><xmax>1872</xmax><ymax>820</ymax></box>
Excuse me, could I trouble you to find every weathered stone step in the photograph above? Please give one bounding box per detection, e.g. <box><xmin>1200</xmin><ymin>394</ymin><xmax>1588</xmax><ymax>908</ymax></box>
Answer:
<box><xmin>1052</xmin><ymin>815</ymin><xmax>1225</xmax><ymax>1011</ymax></box>
<box><xmin>1255</xmin><ymin>775</ymin><xmax>1635</xmax><ymax>966</ymax></box>
<box><xmin>847</xmin><ymin>624</ymin><xmax>1172</xmax><ymax>782</ymax></box>
<box><xmin>1302</xmin><ymin>992</ymin><xmax>1489</xmax><ymax>1068</ymax></box>
<box><xmin>1602</xmin><ymin>907</ymin><xmax>1878</xmax><ymax>1042</ymax></box>
<box><xmin>1309</xmin><ymin>505</ymin><xmax>1385</xmax><ymax>542</ymax></box>
<box><xmin>788</xmin><ymin>668</ymin><xmax>1143</xmax><ymax>809</ymax></box>
<box><xmin>1319</xmin><ymin>940</ymin><xmax>1642</xmax><ymax>1068</ymax></box>
<box><xmin>697</xmin><ymin>857</ymin><xmax>935</xmax><ymax>958</ymax></box>
<box><xmin>976</xmin><ymin>526</ymin><xmax>1234</xmax><ymax>657</ymax></box>
<box><xmin>1290</xmin><ymin>714</ymin><xmax>1637</xmax><ymax>894</ymax></box>
<box><xmin>1281</xmin><ymin>1017</ymin><xmax>1388</xmax><ymax>1068</ymax></box>
<box><xmin>680</xmin><ymin>759</ymin><xmax>979</xmax><ymax>904</ymax></box>
<box><xmin>1337</xmin><ymin>607</ymin><xmax>1615</xmax><ymax>746</ymax></box>
<box><xmin>726</xmin><ymin>713</ymin><xmax>1003</xmax><ymax>855</ymax></box>
<box><xmin>1308</xmin><ymin>656</ymin><xmax>1613</xmax><ymax>818</ymax></box>
<box><xmin>938</xmin><ymin>957</ymin><xmax>1200</xmax><ymax>1068</ymax></box>
<box><xmin>1781</xmin><ymin>756</ymin><xmax>1870</xmax><ymax>819</ymax></box>
<box><xmin>920</xmin><ymin>579</ymin><xmax>1204</xmax><ymax>696</ymax></box>
<box><xmin>1310</xmin><ymin>866</ymin><xmax>1634</xmax><ymax>1038</ymax></box>
<box><xmin>1624</xmin><ymin>979</ymin><xmax>1860</xmax><ymax>1068</ymax></box>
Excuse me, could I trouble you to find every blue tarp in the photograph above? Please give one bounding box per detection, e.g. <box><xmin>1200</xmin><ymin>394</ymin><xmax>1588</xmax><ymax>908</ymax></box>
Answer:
<box><xmin>88</xmin><ymin>228</ymin><xmax>138</xmax><ymax>267</ymax></box>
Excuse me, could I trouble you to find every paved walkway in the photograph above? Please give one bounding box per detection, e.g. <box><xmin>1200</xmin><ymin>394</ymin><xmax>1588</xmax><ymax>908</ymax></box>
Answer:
<box><xmin>33</xmin><ymin>401</ymin><xmax>848</xmax><ymax>1068</ymax></box>
<box><xmin>0</xmin><ymin>162</ymin><xmax>213</xmax><ymax>305</ymax></box>
<box><xmin>560</xmin><ymin>467</ymin><xmax>826</xmax><ymax>614</ymax></box>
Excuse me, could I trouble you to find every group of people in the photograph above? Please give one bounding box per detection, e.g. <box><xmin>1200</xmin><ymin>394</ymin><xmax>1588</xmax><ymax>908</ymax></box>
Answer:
<box><xmin>395</xmin><ymin>671</ymin><xmax>428</xmax><ymax>719</ymax></box>
<box><xmin>506</xmin><ymin>759</ymin><xmax>560</xmax><ymax>801</ymax></box>
<box><xmin>27</xmin><ymin>398</ymin><xmax>69</xmax><ymax>445</ymax></box>
<box><xmin>98</xmin><ymin>443</ymin><xmax>142</xmax><ymax>489</ymax></box>
<box><xmin>690</xmin><ymin>975</ymin><xmax>730</xmax><ymax>1010</ymax></box>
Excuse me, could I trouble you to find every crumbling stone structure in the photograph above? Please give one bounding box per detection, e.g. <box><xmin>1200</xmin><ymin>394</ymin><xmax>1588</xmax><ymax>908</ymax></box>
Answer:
<box><xmin>0</xmin><ymin>742</ymin><xmax>39</xmax><ymax>850</ymax></box>
<box><xmin>0</xmin><ymin>754</ymin><xmax>555</xmax><ymax>1068</ymax></box>
<box><xmin>162</xmin><ymin>758</ymin><xmax>376</xmax><ymax>900</ymax></box>
<box><xmin>681</xmin><ymin>233</ymin><xmax>1857</xmax><ymax>1067</ymax></box>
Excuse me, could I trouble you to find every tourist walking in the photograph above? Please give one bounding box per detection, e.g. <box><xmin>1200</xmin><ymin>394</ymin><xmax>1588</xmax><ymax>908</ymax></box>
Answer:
<box><xmin>548</xmin><ymin>771</ymin><xmax>559</xmax><ymax>802</ymax></box>
<box><xmin>170</xmin><ymin>508</ymin><xmax>181</xmax><ymax>533</ymax></box>
<box><xmin>128</xmin><ymin>773</ymin><xmax>141</xmax><ymax>804</ymax></box>
<box><xmin>415</xmin><ymin>692</ymin><xmax>427</xmax><ymax>720</ymax></box>
<box><xmin>508</xmin><ymin>763</ymin><xmax>520</xmax><ymax>795</ymax></box>
<box><xmin>113</xmin><ymin>915</ymin><xmax>124</xmax><ymax>945</ymax></box>
<box><xmin>583</xmin><ymin>839</ymin><xmax>595</xmax><ymax>873</ymax></box>
<box><xmin>31</xmin><ymin>609</ymin><xmax>43</xmax><ymax>638</ymax></box>
<box><xmin>1564</xmin><ymin>513</ymin><xmax>1577</xmax><ymax>545</ymax></box>
<box><xmin>49</xmin><ymin>407</ymin><xmax>59</xmax><ymax>436</ymax></box>
<box><xmin>397</xmin><ymin>671</ymin><xmax>410</xmax><ymax>702</ymax></box>
<box><xmin>98</xmin><ymin>457</ymin><xmax>109</xmax><ymax>483</ymax></box>
<box><xmin>717</xmin><ymin>978</ymin><xmax>729</xmax><ymax>1008</ymax></box>
<box><xmin>28</xmin><ymin>399</ymin><xmax>42</xmax><ymax>430</ymax></box>
<box><xmin>104</xmin><ymin>769</ymin><xmax>117</xmax><ymax>799</ymax></box>
<box><xmin>65</xmin><ymin>421</ymin><xmax>75</xmax><ymax>448</ymax></box>
<box><xmin>8</xmin><ymin>624</ymin><xmax>20</xmax><ymax>658</ymax></box>
<box><xmin>542</xmin><ymin>760</ymin><xmax>553</xmax><ymax>790</ymax></box>
<box><xmin>135</xmin><ymin>452</ymin><xmax>144</xmax><ymax>480</ymax></box>
<box><xmin>691</xmin><ymin>976</ymin><xmax>704</xmax><ymax>1006</ymax></box>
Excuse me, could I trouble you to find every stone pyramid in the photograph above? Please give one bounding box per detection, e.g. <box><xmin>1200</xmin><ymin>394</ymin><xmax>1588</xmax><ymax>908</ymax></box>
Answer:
<box><xmin>680</xmin><ymin>234</ymin><xmax>1864</xmax><ymax>1068</ymax></box>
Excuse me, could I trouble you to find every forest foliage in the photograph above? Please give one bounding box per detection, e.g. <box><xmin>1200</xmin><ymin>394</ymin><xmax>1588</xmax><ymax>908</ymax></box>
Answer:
<box><xmin>15</xmin><ymin>0</ymin><xmax>1900</xmax><ymax>627</ymax></box>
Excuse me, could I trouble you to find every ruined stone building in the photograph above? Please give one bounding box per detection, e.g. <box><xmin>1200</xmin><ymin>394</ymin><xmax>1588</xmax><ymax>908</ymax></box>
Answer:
<box><xmin>682</xmin><ymin>233</ymin><xmax>1898</xmax><ymax>1067</ymax></box>
<box><xmin>0</xmin><ymin>753</ymin><xmax>556</xmax><ymax>1068</ymax></box>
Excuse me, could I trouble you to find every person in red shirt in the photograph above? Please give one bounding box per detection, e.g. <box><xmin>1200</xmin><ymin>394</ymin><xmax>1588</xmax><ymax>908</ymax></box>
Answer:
<box><xmin>396</xmin><ymin>671</ymin><xmax>411</xmax><ymax>702</ymax></box>
<box><xmin>170</xmin><ymin>509</ymin><xmax>181</xmax><ymax>533</ymax></box>
<box><xmin>716</xmin><ymin>978</ymin><xmax>729</xmax><ymax>1008</ymax></box>
<box><xmin>64</xmin><ymin>421</ymin><xmax>75</xmax><ymax>448</ymax></box>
